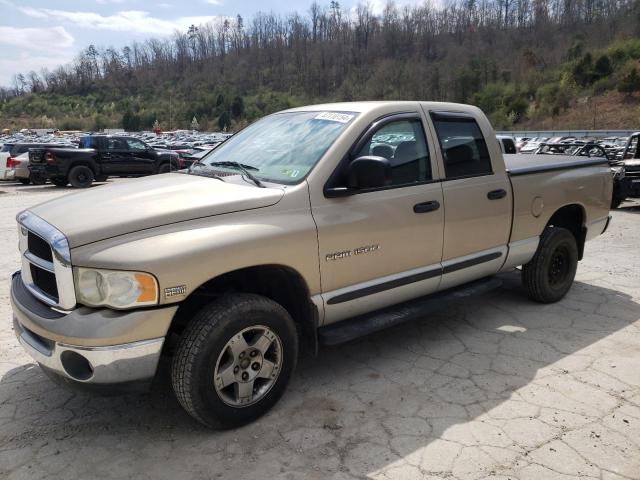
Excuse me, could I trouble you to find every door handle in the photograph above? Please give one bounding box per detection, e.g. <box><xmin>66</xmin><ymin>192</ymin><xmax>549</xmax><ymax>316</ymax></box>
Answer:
<box><xmin>413</xmin><ymin>200</ymin><xmax>440</xmax><ymax>213</ymax></box>
<box><xmin>487</xmin><ymin>189</ymin><xmax>507</xmax><ymax>200</ymax></box>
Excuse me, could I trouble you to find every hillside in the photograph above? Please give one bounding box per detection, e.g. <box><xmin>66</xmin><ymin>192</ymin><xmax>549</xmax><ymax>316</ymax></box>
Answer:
<box><xmin>1</xmin><ymin>1</ymin><xmax>640</xmax><ymax>132</ymax></box>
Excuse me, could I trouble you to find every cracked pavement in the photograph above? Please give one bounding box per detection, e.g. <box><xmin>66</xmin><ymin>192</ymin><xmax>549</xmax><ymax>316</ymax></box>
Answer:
<box><xmin>1</xmin><ymin>179</ymin><xmax>639</xmax><ymax>480</ymax></box>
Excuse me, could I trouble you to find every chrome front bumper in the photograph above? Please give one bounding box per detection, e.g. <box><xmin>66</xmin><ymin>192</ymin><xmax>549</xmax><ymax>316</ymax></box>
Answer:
<box><xmin>10</xmin><ymin>271</ymin><xmax>177</xmax><ymax>385</ymax></box>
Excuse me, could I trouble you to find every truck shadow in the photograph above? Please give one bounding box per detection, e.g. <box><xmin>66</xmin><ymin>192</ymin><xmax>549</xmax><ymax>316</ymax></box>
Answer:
<box><xmin>0</xmin><ymin>272</ymin><xmax>638</xmax><ymax>477</ymax></box>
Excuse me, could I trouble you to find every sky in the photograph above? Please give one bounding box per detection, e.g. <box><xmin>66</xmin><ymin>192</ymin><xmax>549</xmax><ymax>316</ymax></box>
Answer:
<box><xmin>0</xmin><ymin>0</ymin><xmax>427</xmax><ymax>87</ymax></box>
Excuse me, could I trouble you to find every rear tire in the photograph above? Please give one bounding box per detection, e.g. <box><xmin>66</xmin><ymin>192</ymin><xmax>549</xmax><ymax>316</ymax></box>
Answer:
<box><xmin>68</xmin><ymin>165</ymin><xmax>94</xmax><ymax>188</ymax></box>
<box><xmin>50</xmin><ymin>177</ymin><xmax>68</xmax><ymax>187</ymax></box>
<box><xmin>18</xmin><ymin>178</ymin><xmax>30</xmax><ymax>185</ymax></box>
<box><xmin>30</xmin><ymin>175</ymin><xmax>46</xmax><ymax>186</ymax></box>
<box><xmin>171</xmin><ymin>294</ymin><xmax>298</xmax><ymax>429</ymax></box>
<box><xmin>522</xmin><ymin>227</ymin><xmax>578</xmax><ymax>303</ymax></box>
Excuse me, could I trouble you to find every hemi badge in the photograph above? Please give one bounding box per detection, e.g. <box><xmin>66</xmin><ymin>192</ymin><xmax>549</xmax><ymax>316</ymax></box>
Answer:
<box><xmin>165</xmin><ymin>285</ymin><xmax>187</xmax><ymax>298</ymax></box>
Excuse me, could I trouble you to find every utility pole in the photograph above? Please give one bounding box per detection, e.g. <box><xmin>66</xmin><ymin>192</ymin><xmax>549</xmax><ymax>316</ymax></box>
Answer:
<box><xmin>169</xmin><ymin>89</ymin><xmax>173</xmax><ymax>131</ymax></box>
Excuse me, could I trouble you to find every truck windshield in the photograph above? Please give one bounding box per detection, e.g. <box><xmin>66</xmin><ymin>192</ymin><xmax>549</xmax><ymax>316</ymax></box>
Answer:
<box><xmin>193</xmin><ymin>111</ymin><xmax>358</xmax><ymax>184</ymax></box>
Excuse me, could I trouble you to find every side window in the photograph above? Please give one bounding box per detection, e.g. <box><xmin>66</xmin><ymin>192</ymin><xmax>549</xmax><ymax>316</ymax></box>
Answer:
<box><xmin>79</xmin><ymin>137</ymin><xmax>94</xmax><ymax>149</ymax></box>
<box><xmin>502</xmin><ymin>138</ymin><xmax>516</xmax><ymax>154</ymax></box>
<box><xmin>431</xmin><ymin>113</ymin><xmax>493</xmax><ymax>179</ymax></box>
<box><xmin>355</xmin><ymin>118</ymin><xmax>431</xmax><ymax>186</ymax></box>
<box><xmin>126</xmin><ymin>139</ymin><xmax>147</xmax><ymax>152</ymax></box>
<box><xmin>107</xmin><ymin>138</ymin><xmax>127</xmax><ymax>150</ymax></box>
<box><xmin>626</xmin><ymin>136</ymin><xmax>639</xmax><ymax>159</ymax></box>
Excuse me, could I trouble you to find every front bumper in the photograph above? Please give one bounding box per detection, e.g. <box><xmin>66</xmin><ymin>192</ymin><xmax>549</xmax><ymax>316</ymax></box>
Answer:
<box><xmin>10</xmin><ymin>271</ymin><xmax>178</xmax><ymax>386</ymax></box>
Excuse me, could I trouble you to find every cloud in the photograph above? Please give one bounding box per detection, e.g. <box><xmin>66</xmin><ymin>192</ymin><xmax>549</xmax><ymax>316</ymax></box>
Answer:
<box><xmin>96</xmin><ymin>0</ymin><xmax>127</xmax><ymax>4</ymax></box>
<box><xmin>0</xmin><ymin>52</ymin><xmax>76</xmax><ymax>84</ymax></box>
<box><xmin>18</xmin><ymin>7</ymin><xmax>220</xmax><ymax>35</ymax></box>
<box><xmin>204</xmin><ymin>0</ymin><xmax>223</xmax><ymax>4</ymax></box>
<box><xmin>0</xmin><ymin>26</ymin><xmax>74</xmax><ymax>51</ymax></box>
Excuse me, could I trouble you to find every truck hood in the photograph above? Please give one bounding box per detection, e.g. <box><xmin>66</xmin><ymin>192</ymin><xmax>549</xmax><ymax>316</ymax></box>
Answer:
<box><xmin>29</xmin><ymin>173</ymin><xmax>285</xmax><ymax>247</ymax></box>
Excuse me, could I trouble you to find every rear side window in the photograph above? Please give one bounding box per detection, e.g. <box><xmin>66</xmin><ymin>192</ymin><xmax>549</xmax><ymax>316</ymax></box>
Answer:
<box><xmin>1</xmin><ymin>144</ymin><xmax>13</xmax><ymax>153</ymax></box>
<box><xmin>431</xmin><ymin>113</ymin><xmax>493</xmax><ymax>179</ymax></box>
<box><xmin>79</xmin><ymin>137</ymin><xmax>95</xmax><ymax>149</ymax></box>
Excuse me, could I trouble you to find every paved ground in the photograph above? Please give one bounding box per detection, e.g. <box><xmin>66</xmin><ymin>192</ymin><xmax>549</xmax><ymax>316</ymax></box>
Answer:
<box><xmin>0</xmin><ymin>178</ymin><xmax>639</xmax><ymax>480</ymax></box>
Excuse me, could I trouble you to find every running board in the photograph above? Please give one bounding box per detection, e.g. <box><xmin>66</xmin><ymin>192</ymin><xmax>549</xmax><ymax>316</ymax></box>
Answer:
<box><xmin>318</xmin><ymin>276</ymin><xmax>503</xmax><ymax>346</ymax></box>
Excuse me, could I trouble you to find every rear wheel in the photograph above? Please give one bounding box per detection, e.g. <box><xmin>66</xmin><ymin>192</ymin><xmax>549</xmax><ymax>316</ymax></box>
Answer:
<box><xmin>30</xmin><ymin>175</ymin><xmax>46</xmax><ymax>186</ymax></box>
<box><xmin>68</xmin><ymin>165</ymin><xmax>94</xmax><ymax>188</ymax></box>
<box><xmin>522</xmin><ymin>227</ymin><xmax>578</xmax><ymax>303</ymax></box>
<box><xmin>18</xmin><ymin>178</ymin><xmax>30</xmax><ymax>185</ymax></box>
<box><xmin>171</xmin><ymin>294</ymin><xmax>298</xmax><ymax>429</ymax></box>
<box><xmin>50</xmin><ymin>177</ymin><xmax>68</xmax><ymax>187</ymax></box>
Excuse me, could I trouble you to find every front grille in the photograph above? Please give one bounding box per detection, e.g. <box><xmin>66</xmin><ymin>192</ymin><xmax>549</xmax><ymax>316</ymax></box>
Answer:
<box><xmin>28</xmin><ymin>233</ymin><xmax>53</xmax><ymax>262</ymax></box>
<box><xmin>30</xmin><ymin>264</ymin><xmax>58</xmax><ymax>299</ymax></box>
<box><xmin>18</xmin><ymin>211</ymin><xmax>75</xmax><ymax>309</ymax></box>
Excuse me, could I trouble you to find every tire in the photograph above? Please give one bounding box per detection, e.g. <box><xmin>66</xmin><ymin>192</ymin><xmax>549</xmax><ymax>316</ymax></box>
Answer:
<box><xmin>522</xmin><ymin>227</ymin><xmax>578</xmax><ymax>303</ymax></box>
<box><xmin>95</xmin><ymin>174</ymin><xmax>108</xmax><ymax>182</ymax></box>
<box><xmin>171</xmin><ymin>294</ymin><xmax>298</xmax><ymax>429</ymax></box>
<box><xmin>68</xmin><ymin>165</ymin><xmax>94</xmax><ymax>188</ymax></box>
<box><xmin>30</xmin><ymin>175</ymin><xmax>46</xmax><ymax>186</ymax></box>
<box><xmin>157</xmin><ymin>163</ymin><xmax>171</xmax><ymax>174</ymax></box>
<box><xmin>18</xmin><ymin>178</ymin><xmax>30</xmax><ymax>185</ymax></box>
<box><xmin>50</xmin><ymin>177</ymin><xmax>68</xmax><ymax>187</ymax></box>
<box><xmin>611</xmin><ymin>195</ymin><xmax>624</xmax><ymax>209</ymax></box>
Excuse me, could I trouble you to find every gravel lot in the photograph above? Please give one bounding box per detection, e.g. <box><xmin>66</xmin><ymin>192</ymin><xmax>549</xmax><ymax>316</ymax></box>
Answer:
<box><xmin>1</xmin><ymin>178</ymin><xmax>639</xmax><ymax>480</ymax></box>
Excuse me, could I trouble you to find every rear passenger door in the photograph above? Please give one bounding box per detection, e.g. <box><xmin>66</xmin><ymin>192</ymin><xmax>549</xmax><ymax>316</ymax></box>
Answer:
<box><xmin>101</xmin><ymin>138</ymin><xmax>133</xmax><ymax>174</ymax></box>
<box><xmin>426</xmin><ymin>110</ymin><xmax>512</xmax><ymax>290</ymax></box>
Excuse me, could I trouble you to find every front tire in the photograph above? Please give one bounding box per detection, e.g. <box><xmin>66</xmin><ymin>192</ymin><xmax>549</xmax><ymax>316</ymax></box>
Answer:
<box><xmin>171</xmin><ymin>294</ymin><xmax>298</xmax><ymax>429</ymax></box>
<box><xmin>68</xmin><ymin>165</ymin><xmax>94</xmax><ymax>188</ymax></box>
<box><xmin>522</xmin><ymin>227</ymin><xmax>578</xmax><ymax>303</ymax></box>
<box><xmin>157</xmin><ymin>163</ymin><xmax>171</xmax><ymax>174</ymax></box>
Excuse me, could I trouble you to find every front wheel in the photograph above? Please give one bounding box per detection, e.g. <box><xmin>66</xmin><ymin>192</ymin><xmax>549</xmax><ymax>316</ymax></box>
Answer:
<box><xmin>157</xmin><ymin>163</ymin><xmax>171</xmax><ymax>174</ymax></box>
<box><xmin>522</xmin><ymin>227</ymin><xmax>578</xmax><ymax>303</ymax></box>
<box><xmin>171</xmin><ymin>294</ymin><xmax>298</xmax><ymax>429</ymax></box>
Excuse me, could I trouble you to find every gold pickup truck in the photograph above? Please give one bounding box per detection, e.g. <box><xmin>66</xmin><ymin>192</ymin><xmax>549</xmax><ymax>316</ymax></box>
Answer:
<box><xmin>10</xmin><ymin>102</ymin><xmax>613</xmax><ymax>428</ymax></box>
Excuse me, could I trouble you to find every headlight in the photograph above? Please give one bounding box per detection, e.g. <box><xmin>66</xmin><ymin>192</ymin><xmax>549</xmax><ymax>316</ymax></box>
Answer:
<box><xmin>74</xmin><ymin>268</ymin><xmax>159</xmax><ymax>309</ymax></box>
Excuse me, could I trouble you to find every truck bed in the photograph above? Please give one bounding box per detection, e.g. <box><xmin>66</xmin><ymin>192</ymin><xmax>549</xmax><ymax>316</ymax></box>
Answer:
<box><xmin>504</xmin><ymin>153</ymin><xmax>612</xmax><ymax>255</ymax></box>
<box><xmin>504</xmin><ymin>153</ymin><xmax>609</xmax><ymax>176</ymax></box>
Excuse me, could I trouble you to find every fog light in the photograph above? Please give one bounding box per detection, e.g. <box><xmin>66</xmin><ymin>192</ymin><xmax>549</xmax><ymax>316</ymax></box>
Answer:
<box><xmin>60</xmin><ymin>350</ymin><xmax>94</xmax><ymax>381</ymax></box>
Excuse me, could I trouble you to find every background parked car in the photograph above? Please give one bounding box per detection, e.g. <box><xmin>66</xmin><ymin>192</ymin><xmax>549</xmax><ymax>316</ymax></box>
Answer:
<box><xmin>1</xmin><ymin>142</ymin><xmax>73</xmax><ymax>182</ymax></box>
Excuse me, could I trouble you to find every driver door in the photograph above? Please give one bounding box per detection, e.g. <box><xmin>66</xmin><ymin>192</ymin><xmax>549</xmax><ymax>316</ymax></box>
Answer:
<box><xmin>311</xmin><ymin>113</ymin><xmax>445</xmax><ymax>325</ymax></box>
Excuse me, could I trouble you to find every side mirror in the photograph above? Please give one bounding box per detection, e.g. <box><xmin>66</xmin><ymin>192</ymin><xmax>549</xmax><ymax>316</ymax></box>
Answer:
<box><xmin>348</xmin><ymin>156</ymin><xmax>392</xmax><ymax>189</ymax></box>
<box><xmin>324</xmin><ymin>155</ymin><xmax>392</xmax><ymax>198</ymax></box>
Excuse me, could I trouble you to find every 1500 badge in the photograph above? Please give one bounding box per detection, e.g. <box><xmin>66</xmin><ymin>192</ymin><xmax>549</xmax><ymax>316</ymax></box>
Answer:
<box><xmin>326</xmin><ymin>244</ymin><xmax>380</xmax><ymax>261</ymax></box>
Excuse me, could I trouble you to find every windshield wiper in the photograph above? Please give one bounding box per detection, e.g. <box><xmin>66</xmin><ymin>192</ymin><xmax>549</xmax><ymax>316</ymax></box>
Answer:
<box><xmin>209</xmin><ymin>161</ymin><xmax>265</xmax><ymax>188</ymax></box>
<box><xmin>183</xmin><ymin>166</ymin><xmax>226</xmax><ymax>182</ymax></box>
<box><xmin>210</xmin><ymin>161</ymin><xmax>259</xmax><ymax>171</ymax></box>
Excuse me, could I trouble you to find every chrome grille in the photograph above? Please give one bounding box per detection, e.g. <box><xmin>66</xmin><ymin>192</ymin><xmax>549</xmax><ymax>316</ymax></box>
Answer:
<box><xmin>17</xmin><ymin>211</ymin><xmax>76</xmax><ymax>310</ymax></box>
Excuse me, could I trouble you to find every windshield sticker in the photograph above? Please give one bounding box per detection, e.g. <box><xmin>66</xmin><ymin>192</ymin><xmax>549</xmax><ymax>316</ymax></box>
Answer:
<box><xmin>281</xmin><ymin>168</ymin><xmax>300</xmax><ymax>178</ymax></box>
<box><xmin>314</xmin><ymin>112</ymin><xmax>355</xmax><ymax>123</ymax></box>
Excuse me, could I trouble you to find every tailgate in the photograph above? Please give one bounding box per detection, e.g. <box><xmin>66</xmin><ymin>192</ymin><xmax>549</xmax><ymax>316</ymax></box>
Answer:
<box><xmin>28</xmin><ymin>148</ymin><xmax>47</xmax><ymax>164</ymax></box>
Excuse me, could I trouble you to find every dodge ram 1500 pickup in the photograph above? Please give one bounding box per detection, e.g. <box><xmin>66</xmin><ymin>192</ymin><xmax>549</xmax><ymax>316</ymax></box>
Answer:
<box><xmin>28</xmin><ymin>135</ymin><xmax>180</xmax><ymax>188</ymax></box>
<box><xmin>10</xmin><ymin>102</ymin><xmax>613</xmax><ymax>428</ymax></box>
